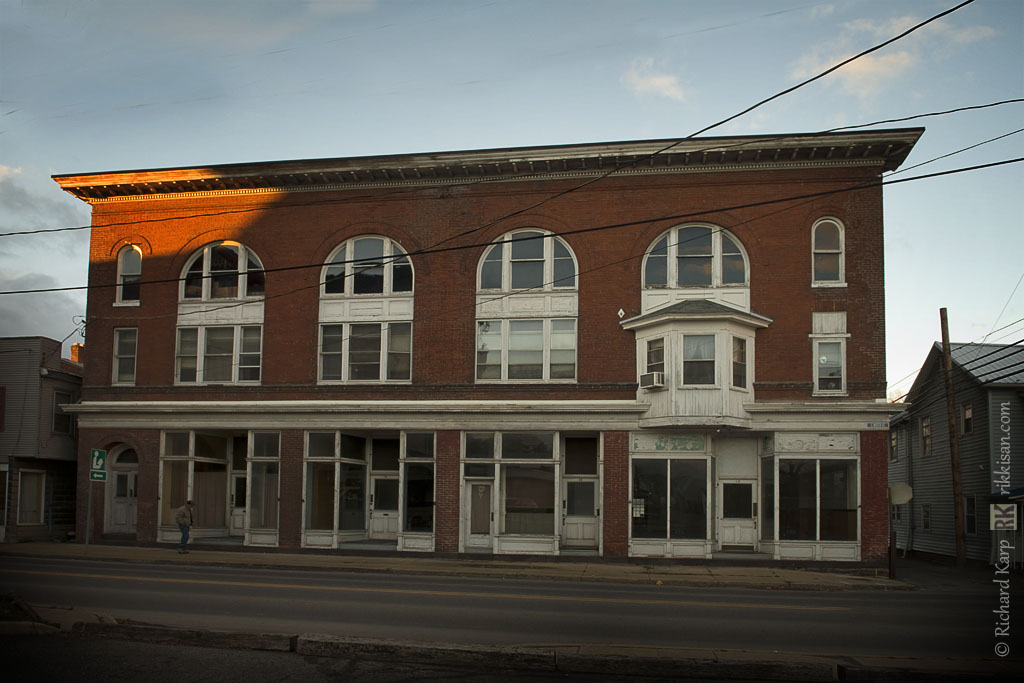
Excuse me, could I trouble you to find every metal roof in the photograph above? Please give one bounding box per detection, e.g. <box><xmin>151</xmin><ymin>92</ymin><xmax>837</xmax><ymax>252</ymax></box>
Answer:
<box><xmin>948</xmin><ymin>342</ymin><xmax>1024</xmax><ymax>386</ymax></box>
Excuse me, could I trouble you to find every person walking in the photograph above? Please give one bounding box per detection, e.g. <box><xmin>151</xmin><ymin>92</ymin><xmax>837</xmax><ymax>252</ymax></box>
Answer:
<box><xmin>174</xmin><ymin>500</ymin><xmax>194</xmax><ymax>554</ymax></box>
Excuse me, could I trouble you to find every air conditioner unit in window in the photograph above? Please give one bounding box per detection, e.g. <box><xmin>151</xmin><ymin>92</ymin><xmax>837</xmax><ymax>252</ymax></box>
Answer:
<box><xmin>639</xmin><ymin>372</ymin><xmax>665</xmax><ymax>390</ymax></box>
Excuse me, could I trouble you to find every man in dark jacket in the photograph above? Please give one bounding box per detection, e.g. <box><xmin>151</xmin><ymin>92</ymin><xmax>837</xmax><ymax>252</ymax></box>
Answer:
<box><xmin>173</xmin><ymin>500</ymin><xmax>194</xmax><ymax>554</ymax></box>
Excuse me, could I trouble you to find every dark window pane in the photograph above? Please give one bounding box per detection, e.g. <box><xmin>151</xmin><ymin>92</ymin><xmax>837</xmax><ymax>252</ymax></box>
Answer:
<box><xmin>632</xmin><ymin>459</ymin><xmax>667</xmax><ymax>539</ymax></box>
<box><xmin>779</xmin><ymin>459</ymin><xmax>816</xmax><ymax>540</ymax></box>
<box><xmin>564</xmin><ymin>437</ymin><xmax>598</xmax><ymax>474</ymax></box>
<box><xmin>466</xmin><ymin>432</ymin><xmax>494</xmax><ymax>459</ymax></box>
<box><xmin>510</xmin><ymin>261</ymin><xmax>544</xmax><ymax>289</ymax></box>
<box><xmin>405</xmin><ymin>433</ymin><xmax>434</xmax><ymax>459</ymax></box>
<box><xmin>307</xmin><ymin>432</ymin><xmax>336</xmax><ymax>459</ymax></box>
<box><xmin>501</xmin><ymin>433</ymin><xmax>553</xmax><ymax>459</ymax></box>
<box><xmin>678</xmin><ymin>256</ymin><xmax>712</xmax><ymax>286</ymax></box>
<box><xmin>502</xmin><ymin>464</ymin><xmax>555</xmax><ymax>534</ymax></box>
<box><xmin>510</xmin><ymin>232</ymin><xmax>544</xmax><ymax>259</ymax></box>
<box><xmin>349</xmin><ymin>324</ymin><xmax>382</xmax><ymax>380</ymax></box>
<box><xmin>814</xmin><ymin>223</ymin><xmax>840</xmax><ymax>250</ymax></box>
<box><xmin>121</xmin><ymin>276</ymin><xmax>140</xmax><ymax>302</ymax></box>
<box><xmin>722</xmin><ymin>253</ymin><xmax>745</xmax><ymax>284</ymax></box>
<box><xmin>670</xmin><ymin>459</ymin><xmax>707</xmax><ymax>539</ymax></box>
<box><xmin>814</xmin><ymin>253</ymin><xmax>840</xmax><ymax>281</ymax></box>
<box><xmin>677</xmin><ymin>226</ymin><xmax>712</xmax><ymax>256</ymax></box>
<box><xmin>722</xmin><ymin>483</ymin><xmax>753</xmax><ymax>518</ymax></box>
<box><xmin>371</xmin><ymin>439</ymin><xmax>400</xmax><ymax>471</ymax></box>
<box><xmin>403</xmin><ymin>463</ymin><xmax>434</xmax><ymax>532</ymax></box>
<box><xmin>339</xmin><ymin>463</ymin><xmax>366</xmax><ymax>531</ymax></box>
<box><xmin>761</xmin><ymin>457</ymin><xmax>775</xmax><ymax>541</ymax></box>
<box><xmin>820</xmin><ymin>460</ymin><xmax>857</xmax><ymax>541</ymax></box>
<box><xmin>464</xmin><ymin>463</ymin><xmax>494</xmax><ymax>477</ymax></box>
<box><xmin>567</xmin><ymin>481</ymin><xmax>595</xmax><ymax>516</ymax></box>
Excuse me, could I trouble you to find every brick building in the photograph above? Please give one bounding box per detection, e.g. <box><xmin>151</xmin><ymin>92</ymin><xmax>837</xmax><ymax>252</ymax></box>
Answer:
<box><xmin>55</xmin><ymin>129</ymin><xmax>920</xmax><ymax>562</ymax></box>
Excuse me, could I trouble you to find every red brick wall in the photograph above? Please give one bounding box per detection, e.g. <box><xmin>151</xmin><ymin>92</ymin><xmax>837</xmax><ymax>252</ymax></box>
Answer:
<box><xmin>80</xmin><ymin>165</ymin><xmax>886</xmax><ymax>403</ymax></box>
<box><xmin>602</xmin><ymin>431</ymin><xmax>629</xmax><ymax>557</ymax></box>
<box><xmin>434</xmin><ymin>430</ymin><xmax>461</xmax><ymax>552</ymax></box>
<box><xmin>860</xmin><ymin>430</ymin><xmax>889</xmax><ymax>562</ymax></box>
<box><xmin>278</xmin><ymin>429</ymin><xmax>304</xmax><ymax>549</ymax></box>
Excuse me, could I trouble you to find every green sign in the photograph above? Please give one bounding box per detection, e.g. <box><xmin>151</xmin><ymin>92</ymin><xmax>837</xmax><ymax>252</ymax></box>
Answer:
<box><xmin>90</xmin><ymin>449</ymin><xmax>107</xmax><ymax>471</ymax></box>
<box><xmin>89</xmin><ymin>471</ymin><xmax>107</xmax><ymax>482</ymax></box>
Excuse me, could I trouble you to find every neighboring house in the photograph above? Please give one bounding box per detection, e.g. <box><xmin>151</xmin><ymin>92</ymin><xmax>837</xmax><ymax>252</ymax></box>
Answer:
<box><xmin>0</xmin><ymin>337</ymin><xmax>82</xmax><ymax>542</ymax></box>
<box><xmin>889</xmin><ymin>342</ymin><xmax>1024</xmax><ymax>565</ymax></box>
<box><xmin>54</xmin><ymin>129</ymin><xmax>920</xmax><ymax>563</ymax></box>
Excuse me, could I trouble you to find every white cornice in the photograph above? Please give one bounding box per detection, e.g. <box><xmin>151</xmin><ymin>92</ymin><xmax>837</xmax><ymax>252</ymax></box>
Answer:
<box><xmin>66</xmin><ymin>399</ymin><xmax>650</xmax><ymax>414</ymax></box>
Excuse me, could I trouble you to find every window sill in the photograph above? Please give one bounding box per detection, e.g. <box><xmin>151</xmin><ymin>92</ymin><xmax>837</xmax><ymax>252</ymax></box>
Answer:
<box><xmin>318</xmin><ymin>380</ymin><xmax>413</xmax><ymax>385</ymax></box>
<box><xmin>113</xmin><ymin>301</ymin><xmax>140</xmax><ymax>308</ymax></box>
<box><xmin>475</xmin><ymin>379</ymin><xmax>578</xmax><ymax>385</ymax></box>
<box><xmin>812</xmin><ymin>391</ymin><xmax>848</xmax><ymax>397</ymax></box>
<box><xmin>811</xmin><ymin>282</ymin><xmax>848</xmax><ymax>289</ymax></box>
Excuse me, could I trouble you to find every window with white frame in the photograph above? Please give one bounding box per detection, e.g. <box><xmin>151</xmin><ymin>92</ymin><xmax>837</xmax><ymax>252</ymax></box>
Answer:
<box><xmin>777</xmin><ymin>458</ymin><xmax>858</xmax><ymax>541</ymax></box>
<box><xmin>682</xmin><ymin>335</ymin><xmax>715</xmax><ymax>385</ymax></box>
<box><xmin>731</xmin><ymin>337</ymin><xmax>747</xmax><ymax>388</ymax></box>
<box><xmin>322</xmin><ymin>236</ymin><xmax>412</xmax><ymax>295</ymax></box>
<box><xmin>812</xmin><ymin>218</ymin><xmax>845</xmax><ymax>285</ymax></box>
<box><xmin>18</xmin><ymin>470</ymin><xmax>46</xmax><ymax>525</ymax></box>
<box><xmin>113</xmin><ymin>328</ymin><xmax>138</xmax><ymax>385</ymax></box>
<box><xmin>320</xmin><ymin>322</ymin><xmax>411</xmax><ymax>382</ymax></box>
<box><xmin>476</xmin><ymin>319</ymin><xmax>576</xmax><ymax>381</ymax></box>
<box><xmin>814</xmin><ymin>340</ymin><xmax>845</xmax><ymax>393</ymax></box>
<box><xmin>643</xmin><ymin>225</ymin><xmax>747</xmax><ymax>288</ymax></box>
<box><xmin>182</xmin><ymin>242</ymin><xmax>265</xmax><ymax>300</ymax></box>
<box><xmin>960</xmin><ymin>404</ymin><xmax>973</xmax><ymax>435</ymax></box>
<box><xmin>52</xmin><ymin>390</ymin><xmax>73</xmax><ymax>435</ymax></box>
<box><xmin>478</xmin><ymin>230</ymin><xmax>576</xmax><ymax>291</ymax></box>
<box><xmin>116</xmin><ymin>245</ymin><xmax>142</xmax><ymax>304</ymax></box>
<box><xmin>249</xmin><ymin>432</ymin><xmax>281</xmax><ymax>531</ymax></box>
<box><xmin>176</xmin><ymin>325</ymin><xmax>262</xmax><ymax>384</ymax></box>
<box><xmin>646</xmin><ymin>338</ymin><xmax>665</xmax><ymax>375</ymax></box>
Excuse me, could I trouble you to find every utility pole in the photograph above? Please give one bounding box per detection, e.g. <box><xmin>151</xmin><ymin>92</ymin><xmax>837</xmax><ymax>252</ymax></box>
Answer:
<box><xmin>940</xmin><ymin>308</ymin><xmax>967</xmax><ymax>568</ymax></box>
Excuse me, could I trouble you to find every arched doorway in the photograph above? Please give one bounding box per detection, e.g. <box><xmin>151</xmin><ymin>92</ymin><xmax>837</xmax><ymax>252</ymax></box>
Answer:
<box><xmin>105</xmin><ymin>446</ymin><xmax>139</xmax><ymax>534</ymax></box>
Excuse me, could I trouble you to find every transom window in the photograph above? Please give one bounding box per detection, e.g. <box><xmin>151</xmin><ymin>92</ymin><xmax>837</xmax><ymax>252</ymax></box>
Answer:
<box><xmin>644</xmin><ymin>225</ymin><xmax>747</xmax><ymax>288</ymax></box>
<box><xmin>479</xmin><ymin>230</ymin><xmax>576</xmax><ymax>291</ymax></box>
<box><xmin>116</xmin><ymin>245</ymin><xmax>142</xmax><ymax>304</ymax></box>
<box><xmin>182</xmin><ymin>242</ymin><xmax>264</xmax><ymax>300</ymax></box>
<box><xmin>323</xmin><ymin>236</ymin><xmax>412</xmax><ymax>295</ymax></box>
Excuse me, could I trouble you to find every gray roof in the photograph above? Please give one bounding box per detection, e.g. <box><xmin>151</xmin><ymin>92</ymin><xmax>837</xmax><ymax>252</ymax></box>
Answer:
<box><xmin>621</xmin><ymin>299</ymin><xmax>772</xmax><ymax>328</ymax></box>
<box><xmin>947</xmin><ymin>342</ymin><xmax>1024</xmax><ymax>385</ymax></box>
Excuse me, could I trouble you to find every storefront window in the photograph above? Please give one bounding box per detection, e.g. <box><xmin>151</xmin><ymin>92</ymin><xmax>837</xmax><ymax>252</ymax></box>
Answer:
<box><xmin>339</xmin><ymin>463</ymin><xmax>366</xmax><ymax>531</ymax></box>
<box><xmin>404</xmin><ymin>463</ymin><xmax>434</xmax><ymax>532</ymax></box>
<box><xmin>760</xmin><ymin>457</ymin><xmax>775</xmax><ymax>541</ymax></box>
<box><xmin>778</xmin><ymin>458</ymin><xmax>858</xmax><ymax>542</ymax></box>
<box><xmin>249</xmin><ymin>461</ymin><xmax>279</xmax><ymax>530</ymax></box>
<box><xmin>632</xmin><ymin>459</ymin><xmax>668</xmax><ymax>539</ymax></box>
<box><xmin>670</xmin><ymin>460</ymin><xmax>707</xmax><ymax>539</ymax></box>
<box><xmin>502</xmin><ymin>464</ymin><xmax>555</xmax><ymax>534</ymax></box>
<box><xmin>820</xmin><ymin>460</ymin><xmax>858</xmax><ymax>541</ymax></box>
<box><xmin>779</xmin><ymin>460</ymin><xmax>816</xmax><ymax>540</ymax></box>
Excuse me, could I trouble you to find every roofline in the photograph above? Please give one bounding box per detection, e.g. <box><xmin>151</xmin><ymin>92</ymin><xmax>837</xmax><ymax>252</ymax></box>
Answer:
<box><xmin>52</xmin><ymin>128</ymin><xmax>925</xmax><ymax>203</ymax></box>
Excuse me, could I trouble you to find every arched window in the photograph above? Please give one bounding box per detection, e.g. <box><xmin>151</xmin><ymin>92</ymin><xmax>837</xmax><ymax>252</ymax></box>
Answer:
<box><xmin>116</xmin><ymin>245</ymin><xmax>142</xmax><ymax>303</ymax></box>
<box><xmin>322</xmin><ymin>236</ymin><xmax>412</xmax><ymax>295</ymax></box>
<box><xmin>182</xmin><ymin>242</ymin><xmax>265</xmax><ymax>300</ymax></box>
<box><xmin>643</xmin><ymin>225</ymin><xmax>747</xmax><ymax>288</ymax></box>
<box><xmin>478</xmin><ymin>230</ymin><xmax>576</xmax><ymax>292</ymax></box>
<box><xmin>812</xmin><ymin>218</ymin><xmax>845</xmax><ymax>285</ymax></box>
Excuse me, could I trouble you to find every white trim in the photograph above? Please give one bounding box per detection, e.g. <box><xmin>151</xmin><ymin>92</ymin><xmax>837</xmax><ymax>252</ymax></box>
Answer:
<box><xmin>115</xmin><ymin>244</ymin><xmax>142</xmax><ymax>304</ymax></box>
<box><xmin>811</xmin><ymin>217</ymin><xmax>846</xmax><ymax>287</ymax></box>
<box><xmin>112</xmin><ymin>327</ymin><xmax>137</xmax><ymax>386</ymax></box>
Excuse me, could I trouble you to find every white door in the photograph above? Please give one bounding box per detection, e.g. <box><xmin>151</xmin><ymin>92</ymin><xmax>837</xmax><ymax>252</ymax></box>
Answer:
<box><xmin>719</xmin><ymin>480</ymin><xmax>756</xmax><ymax>547</ymax></box>
<box><xmin>229</xmin><ymin>473</ymin><xmax>246</xmax><ymax>536</ymax></box>
<box><xmin>465</xmin><ymin>481</ymin><xmax>493</xmax><ymax>549</ymax></box>
<box><xmin>561</xmin><ymin>479</ymin><xmax>598</xmax><ymax>548</ymax></box>
<box><xmin>109</xmin><ymin>471</ymin><xmax>138</xmax><ymax>534</ymax></box>
<box><xmin>369</xmin><ymin>476</ymin><xmax>399</xmax><ymax>539</ymax></box>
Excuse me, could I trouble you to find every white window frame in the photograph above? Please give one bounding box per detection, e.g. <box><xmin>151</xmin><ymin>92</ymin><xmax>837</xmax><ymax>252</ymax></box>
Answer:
<box><xmin>811</xmin><ymin>217</ymin><xmax>846</xmax><ymax>287</ymax></box>
<box><xmin>477</xmin><ymin>230</ymin><xmax>577</xmax><ymax>292</ymax></box>
<box><xmin>731</xmin><ymin>336</ymin><xmax>748</xmax><ymax>390</ymax></box>
<box><xmin>812</xmin><ymin>339</ymin><xmax>846</xmax><ymax>396</ymax></box>
<box><xmin>112</xmin><ymin>327</ymin><xmax>138</xmax><ymax>385</ymax></box>
<box><xmin>175</xmin><ymin>325</ymin><xmax>262</xmax><ymax>385</ymax></box>
<box><xmin>475</xmin><ymin>318</ymin><xmax>576</xmax><ymax>383</ymax></box>
<box><xmin>52</xmin><ymin>390</ymin><xmax>74</xmax><ymax>435</ymax></box>
<box><xmin>642</xmin><ymin>224</ymin><xmax>749</xmax><ymax>289</ymax></box>
<box><xmin>318</xmin><ymin>321</ymin><xmax>413</xmax><ymax>383</ymax></box>
<box><xmin>181</xmin><ymin>241</ymin><xmax>265</xmax><ymax>301</ymax></box>
<box><xmin>17</xmin><ymin>469</ymin><xmax>46</xmax><ymax>525</ymax></box>
<box><xmin>646</xmin><ymin>338</ymin><xmax>665</xmax><ymax>375</ymax></box>
<box><xmin>321</xmin><ymin>235</ymin><xmax>414</xmax><ymax>297</ymax></box>
<box><xmin>115</xmin><ymin>244</ymin><xmax>142</xmax><ymax>306</ymax></box>
<box><xmin>682</xmin><ymin>334</ymin><xmax>716</xmax><ymax>387</ymax></box>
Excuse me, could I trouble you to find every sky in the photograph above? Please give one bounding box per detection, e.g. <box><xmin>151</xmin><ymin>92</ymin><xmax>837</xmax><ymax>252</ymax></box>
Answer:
<box><xmin>0</xmin><ymin>0</ymin><xmax>1021</xmax><ymax>399</ymax></box>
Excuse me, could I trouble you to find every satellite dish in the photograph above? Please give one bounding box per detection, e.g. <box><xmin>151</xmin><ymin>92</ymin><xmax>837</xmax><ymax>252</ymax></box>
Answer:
<box><xmin>889</xmin><ymin>482</ymin><xmax>913</xmax><ymax>504</ymax></box>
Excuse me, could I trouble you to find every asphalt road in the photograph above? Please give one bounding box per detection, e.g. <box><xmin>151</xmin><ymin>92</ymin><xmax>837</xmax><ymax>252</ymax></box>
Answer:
<box><xmin>0</xmin><ymin>554</ymin><xmax>1015</xmax><ymax>664</ymax></box>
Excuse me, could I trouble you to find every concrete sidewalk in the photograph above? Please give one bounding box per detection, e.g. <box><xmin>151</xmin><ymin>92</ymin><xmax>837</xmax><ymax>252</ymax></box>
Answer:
<box><xmin>0</xmin><ymin>540</ymin><xmax>907</xmax><ymax>591</ymax></box>
<box><xmin>1</xmin><ymin>542</ymin><xmax>1015</xmax><ymax>681</ymax></box>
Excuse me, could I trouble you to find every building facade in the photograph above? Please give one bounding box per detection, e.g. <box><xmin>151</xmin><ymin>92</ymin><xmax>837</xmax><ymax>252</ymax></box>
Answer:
<box><xmin>889</xmin><ymin>342</ymin><xmax>1024</xmax><ymax>565</ymax></box>
<box><xmin>0</xmin><ymin>337</ymin><xmax>82</xmax><ymax>543</ymax></box>
<box><xmin>55</xmin><ymin>130</ymin><xmax>920</xmax><ymax>562</ymax></box>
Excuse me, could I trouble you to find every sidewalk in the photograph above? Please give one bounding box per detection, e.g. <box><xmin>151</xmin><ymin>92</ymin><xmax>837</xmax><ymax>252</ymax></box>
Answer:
<box><xmin>0</xmin><ymin>540</ymin><xmax>907</xmax><ymax>590</ymax></box>
<box><xmin>1</xmin><ymin>541</ymin><xmax>1015</xmax><ymax>681</ymax></box>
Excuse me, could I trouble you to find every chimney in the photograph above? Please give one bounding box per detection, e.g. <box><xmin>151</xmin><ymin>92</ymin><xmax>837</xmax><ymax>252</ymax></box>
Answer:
<box><xmin>71</xmin><ymin>343</ymin><xmax>84</xmax><ymax>364</ymax></box>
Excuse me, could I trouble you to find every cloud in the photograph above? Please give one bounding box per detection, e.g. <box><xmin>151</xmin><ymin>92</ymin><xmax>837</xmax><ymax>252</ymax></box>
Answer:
<box><xmin>621</xmin><ymin>58</ymin><xmax>685</xmax><ymax>102</ymax></box>
<box><xmin>791</xmin><ymin>12</ymin><xmax>996</xmax><ymax>101</ymax></box>
<box><xmin>0</xmin><ymin>167</ymin><xmax>88</xmax><ymax>229</ymax></box>
<box><xmin>0</xmin><ymin>273</ymin><xmax>86</xmax><ymax>348</ymax></box>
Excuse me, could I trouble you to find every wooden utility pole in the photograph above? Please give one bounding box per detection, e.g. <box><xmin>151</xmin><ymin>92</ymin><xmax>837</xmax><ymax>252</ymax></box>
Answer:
<box><xmin>940</xmin><ymin>308</ymin><xmax>967</xmax><ymax>568</ymax></box>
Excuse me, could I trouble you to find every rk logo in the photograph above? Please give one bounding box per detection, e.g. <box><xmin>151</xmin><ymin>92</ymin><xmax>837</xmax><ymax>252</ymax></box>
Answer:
<box><xmin>990</xmin><ymin>503</ymin><xmax>1018</xmax><ymax>531</ymax></box>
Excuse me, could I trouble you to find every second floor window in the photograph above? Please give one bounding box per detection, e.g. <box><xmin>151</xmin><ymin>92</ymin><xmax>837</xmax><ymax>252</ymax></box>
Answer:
<box><xmin>176</xmin><ymin>325</ymin><xmax>262</xmax><ymax>384</ymax></box>
<box><xmin>682</xmin><ymin>335</ymin><xmax>715</xmax><ymax>385</ymax></box>
<box><xmin>812</xmin><ymin>218</ymin><xmax>845</xmax><ymax>285</ymax></box>
<box><xmin>113</xmin><ymin>328</ymin><xmax>137</xmax><ymax>385</ymax></box>
<box><xmin>732</xmin><ymin>337</ymin><xmax>747</xmax><ymax>388</ymax></box>
<box><xmin>477</xmin><ymin>319</ymin><xmax>576</xmax><ymax>381</ymax></box>
<box><xmin>182</xmin><ymin>242</ymin><xmax>265</xmax><ymax>300</ymax></box>
<box><xmin>319</xmin><ymin>322</ymin><xmax>412</xmax><ymax>382</ymax></box>
<box><xmin>646</xmin><ymin>338</ymin><xmax>665</xmax><ymax>375</ymax></box>
<box><xmin>478</xmin><ymin>230</ymin><xmax>576</xmax><ymax>291</ymax></box>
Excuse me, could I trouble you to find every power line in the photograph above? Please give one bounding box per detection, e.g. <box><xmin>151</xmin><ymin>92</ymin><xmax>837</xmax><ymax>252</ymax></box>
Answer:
<box><xmin>3</xmin><ymin>156</ymin><xmax>1021</xmax><ymax>298</ymax></box>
